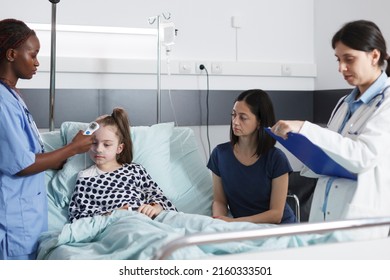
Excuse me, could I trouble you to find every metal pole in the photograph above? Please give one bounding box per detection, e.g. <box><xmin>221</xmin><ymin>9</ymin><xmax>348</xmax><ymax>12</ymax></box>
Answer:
<box><xmin>149</xmin><ymin>13</ymin><xmax>171</xmax><ymax>124</ymax></box>
<box><xmin>49</xmin><ymin>0</ymin><xmax>60</xmax><ymax>131</ymax></box>
<box><xmin>156</xmin><ymin>15</ymin><xmax>161</xmax><ymax>123</ymax></box>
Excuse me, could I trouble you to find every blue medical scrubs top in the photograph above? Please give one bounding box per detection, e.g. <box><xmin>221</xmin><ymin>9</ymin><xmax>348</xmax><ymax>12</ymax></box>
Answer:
<box><xmin>207</xmin><ymin>142</ymin><xmax>295</xmax><ymax>223</ymax></box>
<box><xmin>0</xmin><ymin>84</ymin><xmax>48</xmax><ymax>257</ymax></box>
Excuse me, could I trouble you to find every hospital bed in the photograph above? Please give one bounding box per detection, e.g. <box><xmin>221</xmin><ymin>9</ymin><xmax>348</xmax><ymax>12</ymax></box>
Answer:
<box><xmin>37</xmin><ymin>121</ymin><xmax>390</xmax><ymax>260</ymax></box>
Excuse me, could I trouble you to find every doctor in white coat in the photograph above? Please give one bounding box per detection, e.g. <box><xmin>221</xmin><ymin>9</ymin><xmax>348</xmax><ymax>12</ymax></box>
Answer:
<box><xmin>272</xmin><ymin>20</ymin><xmax>390</xmax><ymax>239</ymax></box>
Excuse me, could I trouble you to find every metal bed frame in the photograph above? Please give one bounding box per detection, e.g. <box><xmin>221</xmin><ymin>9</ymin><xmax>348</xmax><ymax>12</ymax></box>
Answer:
<box><xmin>153</xmin><ymin>216</ymin><xmax>390</xmax><ymax>260</ymax></box>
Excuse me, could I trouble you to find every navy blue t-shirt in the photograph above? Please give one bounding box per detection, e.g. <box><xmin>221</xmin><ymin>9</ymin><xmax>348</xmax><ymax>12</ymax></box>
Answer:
<box><xmin>207</xmin><ymin>142</ymin><xmax>296</xmax><ymax>223</ymax></box>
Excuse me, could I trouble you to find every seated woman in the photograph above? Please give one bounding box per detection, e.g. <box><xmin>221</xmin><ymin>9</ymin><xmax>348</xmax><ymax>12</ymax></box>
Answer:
<box><xmin>68</xmin><ymin>107</ymin><xmax>177</xmax><ymax>223</ymax></box>
<box><xmin>207</xmin><ymin>89</ymin><xmax>296</xmax><ymax>224</ymax></box>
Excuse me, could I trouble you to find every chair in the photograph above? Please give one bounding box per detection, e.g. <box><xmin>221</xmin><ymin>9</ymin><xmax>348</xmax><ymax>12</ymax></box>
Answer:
<box><xmin>287</xmin><ymin>193</ymin><xmax>301</xmax><ymax>222</ymax></box>
<box><xmin>287</xmin><ymin>171</ymin><xmax>318</xmax><ymax>223</ymax></box>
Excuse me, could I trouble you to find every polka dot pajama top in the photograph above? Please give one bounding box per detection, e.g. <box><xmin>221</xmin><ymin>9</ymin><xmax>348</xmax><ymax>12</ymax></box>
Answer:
<box><xmin>68</xmin><ymin>163</ymin><xmax>177</xmax><ymax>222</ymax></box>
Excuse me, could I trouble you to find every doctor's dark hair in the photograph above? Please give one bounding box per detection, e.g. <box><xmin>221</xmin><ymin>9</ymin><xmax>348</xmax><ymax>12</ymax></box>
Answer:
<box><xmin>96</xmin><ymin>107</ymin><xmax>133</xmax><ymax>164</ymax></box>
<box><xmin>0</xmin><ymin>18</ymin><xmax>35</xmax><ymax>60</ymax></box>
<box><xmin>230</xmin><ymin>89</ymin><xmax>276</xmax><ymax>156</ymax></box>
<box><xmin>332</xmin><ymin>20</ymin><xmax>390</xmax><ymax>76</ymax></box>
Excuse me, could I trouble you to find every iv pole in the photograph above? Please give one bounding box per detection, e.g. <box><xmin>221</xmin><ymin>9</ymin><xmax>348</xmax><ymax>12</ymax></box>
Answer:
<box><xmin>148</xmin><ymin>12</ymin><xmax>171</xmax><ymax>124</ymax></box>
<box><xmin>48</xmin><ymin>0</ymin><xmax>60</xmax><ymax>131</ymax></box>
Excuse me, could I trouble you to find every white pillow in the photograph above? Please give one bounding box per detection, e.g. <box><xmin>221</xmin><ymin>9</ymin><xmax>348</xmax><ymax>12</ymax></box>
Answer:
<box><xmin>164</xmin><ymin>127</ymin><xmax>213</xmax><ymax>216</ymax></box>
<box><xmin>131</xmin><ymin>122</ymin><xmax>174</xmax><ymax>193</ymax></box>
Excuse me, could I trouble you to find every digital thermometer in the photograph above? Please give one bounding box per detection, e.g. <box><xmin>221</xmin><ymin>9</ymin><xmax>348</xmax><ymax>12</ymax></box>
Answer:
<box><xmin>83</xmin><ymin>122</ymin><xmax>100</xmax><ymax>135</ymax></box>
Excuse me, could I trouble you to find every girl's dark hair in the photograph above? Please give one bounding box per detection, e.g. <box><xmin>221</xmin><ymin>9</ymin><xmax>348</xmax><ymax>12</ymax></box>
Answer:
<box><xmin>332</xmin><ymin>20</ymin><xmax>390</xmax><ymax>75</ymax></box>
<box><xmin>230</xmin><ymin>89</ymin><xmax>276</xmax><ymax>156</ymax></box>
<box><xmin>0</xmin><ymin>18</ymin><xmax>35</xmax><ymax>59</ymax></box>
<box><xmin>96</xmin><ymin>107</ymin><xmax>133</xmax><ymax>164</ymax></box>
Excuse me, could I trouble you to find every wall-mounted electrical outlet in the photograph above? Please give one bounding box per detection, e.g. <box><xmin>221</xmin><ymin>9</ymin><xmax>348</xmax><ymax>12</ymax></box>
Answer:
<box><xmin>211</xmin><ymin>62</ymin><xmax>223</xmax><ymax>74</ymax></box>
<box><xmin>281</xmin><ymin>64</ymin><xmax>292</xmax><ymax>76</ymax></box>
<box><xmin>195</xmin><ymin>62</ymin><xmax>209</xmax><ymax>74</ymax></box>
<box><xmin>179</xmin><ymin>62</ymin><xmax>192</xmax><ymax>74</ymax></box>
<box><xmin>231</xmin><ymin>16</ymin><xmax>243</xmax><ymax>28</ymax></box>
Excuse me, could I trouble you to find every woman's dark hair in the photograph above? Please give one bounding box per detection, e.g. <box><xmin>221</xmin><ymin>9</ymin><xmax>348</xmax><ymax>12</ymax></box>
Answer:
<box><xmin>332</xmin><ymin>20</ymin><xmax>390</xmax><ymax>75</ymax></box>
<box><xmin>0</xmin><ymin>18</ymin><xmax>35</xmax><ymax>60</ymax></box>
<box><xmin>230</xmin><ymin>89</ymin><xmax>276</xmax><ymax>156</ymax></box>
<box><xmin>96</xmin><ymin>107</ymin><xmax>133</xmax><ymax>164</ymax></box>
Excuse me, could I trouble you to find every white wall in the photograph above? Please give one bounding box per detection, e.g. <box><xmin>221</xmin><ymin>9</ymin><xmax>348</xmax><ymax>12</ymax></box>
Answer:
<box><xmin>0</xmin><ymin>0</ymin><xmax>316</xmax><ymax>90</ymax></box>
<box><xmin>3</xmin><ymin>0</ymin><xmax>390</xmax><ymax>90</ymax></box>
<box><xmin>0</xmin><ymin>0</ymin><xmax>315</xmax><ymax>61</ymax></box>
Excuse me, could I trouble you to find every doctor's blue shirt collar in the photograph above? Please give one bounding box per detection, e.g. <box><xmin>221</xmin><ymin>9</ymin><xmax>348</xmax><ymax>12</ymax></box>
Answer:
<box><xmin>346</xmin><ymin>71</ymin><xmax>388</xmax><ymax>113</ymax></box>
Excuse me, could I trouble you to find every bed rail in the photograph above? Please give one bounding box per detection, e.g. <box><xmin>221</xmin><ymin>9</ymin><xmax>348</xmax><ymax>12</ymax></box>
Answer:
<box><xmin>153</xmin><ymin>216</ymin><xmax>390</xmax><ymax>260</ymax></box>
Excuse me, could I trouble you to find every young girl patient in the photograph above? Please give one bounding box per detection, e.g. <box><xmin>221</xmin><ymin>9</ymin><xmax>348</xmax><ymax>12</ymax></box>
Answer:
<box><xmin>68</xmin><ymin>108</ymin><xmax>177</xmax><ymax>223</ymax></box>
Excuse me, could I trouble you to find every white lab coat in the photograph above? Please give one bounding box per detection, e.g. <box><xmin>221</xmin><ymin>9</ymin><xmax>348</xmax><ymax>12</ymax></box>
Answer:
<box><xmin>300</xmin><ymin>77</ymin><xmax>390</xmax><ymax>239</ymax></box>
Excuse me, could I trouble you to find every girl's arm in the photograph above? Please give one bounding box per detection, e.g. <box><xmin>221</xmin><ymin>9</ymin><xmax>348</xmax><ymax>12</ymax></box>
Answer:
<box><xmin>138</xmin><ymin>165</ymin><xmax>176</xmax><ymax>211</ymax></box>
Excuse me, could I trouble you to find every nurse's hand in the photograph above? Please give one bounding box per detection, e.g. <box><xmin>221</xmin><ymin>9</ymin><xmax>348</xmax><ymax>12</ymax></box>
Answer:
<box><xmin>271</xmin><ymin>120</ymin><xmax>304</xmax><ymax>139</ymax></box>
<box><xmin>70</xmin><ymin>130</ymin><xmax>94</xmax><ymax>154</ymax></box>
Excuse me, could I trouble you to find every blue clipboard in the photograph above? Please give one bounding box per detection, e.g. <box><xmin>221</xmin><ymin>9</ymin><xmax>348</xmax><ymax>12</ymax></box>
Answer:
<box><xmin>265</xmin><ymin>127</ymin><xmax>357</xmax><ymax>180</ymax></box>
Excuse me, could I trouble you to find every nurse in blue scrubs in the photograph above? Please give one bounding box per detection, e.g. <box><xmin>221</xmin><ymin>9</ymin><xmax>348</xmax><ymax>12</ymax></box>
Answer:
<box><xmin>0</xmin><ymin>19</ymin><xmax>93</xmax><ymax>260</ymax></box>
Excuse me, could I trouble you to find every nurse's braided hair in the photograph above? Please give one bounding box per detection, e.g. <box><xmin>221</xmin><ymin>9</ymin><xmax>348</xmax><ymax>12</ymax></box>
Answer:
<box><xmin>96</xmin><ymin>107</ymin><xmax>133</xmax><ymax>165</ymax></box>
<box><xmin>0</xmin><ymin>18</ymin><xmax>35</xmax><ymax>60</ymax></box>
<box><xmin>332</xmin><ymin>20</ymin><xmax>390</xmax><ymax>76</ymax></box>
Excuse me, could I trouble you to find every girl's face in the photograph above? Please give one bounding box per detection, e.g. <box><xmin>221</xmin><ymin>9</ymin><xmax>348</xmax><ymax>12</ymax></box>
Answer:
<box><xmin>89</xmin><ymin>125</ymin><xmax>124</xmax><ymax>167</ymax></box>
<box><xmin>231</xmin><ymin>100</ymin><xmax>260</xmax><ymax>137</ymax></box>
<box><xmin>334</xmin><ymin>41</ymin><xmax>381</xmax><ymax>94</ymax></box>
